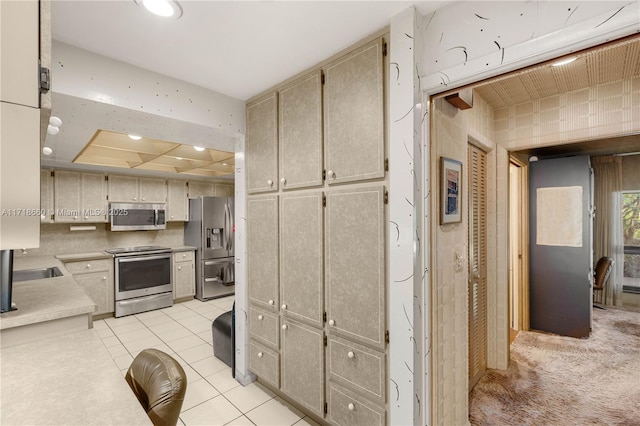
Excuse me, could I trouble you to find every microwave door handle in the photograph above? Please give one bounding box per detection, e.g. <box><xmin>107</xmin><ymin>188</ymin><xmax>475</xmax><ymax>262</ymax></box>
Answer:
<box><xmin>154</xmin><ymin>209</ymin><xmax>158</xmax><ymax>226</ymax></box>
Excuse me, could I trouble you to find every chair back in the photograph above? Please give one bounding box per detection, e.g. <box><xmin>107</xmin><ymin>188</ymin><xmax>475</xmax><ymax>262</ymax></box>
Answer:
<box><xmin>125</xmin><ymin>349</ymin><xmax>187</xmax><ymax>426</ymax></box>
<box><xmin>594</xmin><ymin>257</ymin><xmax>613</xmax><ymax>291</ymax></box>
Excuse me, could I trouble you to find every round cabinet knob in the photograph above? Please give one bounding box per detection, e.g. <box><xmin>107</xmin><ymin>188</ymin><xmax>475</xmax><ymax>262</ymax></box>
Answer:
<box><xmin>73</xmin><ymin>216</ymin><xmax>78</xmax><ymax>220</ymax></box>
<box><xmin>347</xmin><ymin>351</ymin><xmax>355</xmax><ymax>359</ymax></box>
<box><xmin>258</xmin><ymin>315</ymin><xmax>264</xmax><ymax>320</ymax></box>
<box><xmin>133</xmin><ymin>197</ymin><xmax>137</xmax><ymax>201</ymax></box>
<box><xmin>282</xmin><ymin>324</ymin><xmax>288</xmax><ymax>330</ymax></box>
<box><xmin>258</xmin><ymin>352</ymin><xmax>263</xmax><ymax>358</ymax></box>
<box><xmin>268</xmin><ymin>299</ymin><xmax>274</xmax><ymax>305</ymax></box>
<box><xmin>84</xmin><ymin>216</ymin><xmax>89</xmax><ymax>220</ymax></box>
<box><xmin>328</xmin><ymin>319</ymin><xmax>335</xmax><ymax>326</ymax></box>
<box><xmin>281</xmin><ymin>304</ymin><xmax>287</xmax><ymax>310</ymax></box>
<box><xmin>267</xmin><ymin>180</ymin><xmax>273</xmax><ymax>187</ymax></box>
<box><xmin>328</xmin><ymin>170</ymin><xmax>336</xmax><ymax>179</ymax></box>
<box><xmin>280</xmin><ymin>178</ymin><xmax>286</xmax><ymax>186</ymax></box>
<box><xmin>142</xmin><ymin>197</ymin><xmax>146</xmax><ymax>201</ymax></box>
<box><xmin>347</xmin><ymin>403</ymin><xmax>355</xmax><ymax>411</ymax></box>
<box><xmin>182</xmin><ymin>254</ymin><xmax>186</xmax><ymax>258</ymax></box>
<box><xmin>178</xmin><ymin>266</ymin><xmax>182</xmax><ymax>270</ymax></box>
<box><xmin>102</xmin><ymin>276</ymin><xmax>107</xmax><ymax>280</ymax></box>
<box><xmin>171</xmin><ymin>215</ymin><xmax>175</xmax><ymax>219</ymax></box>
<box><xmin>86</xmin><ymin>264</ymin><xmax>91</xmax><ymax>269</ymax></box>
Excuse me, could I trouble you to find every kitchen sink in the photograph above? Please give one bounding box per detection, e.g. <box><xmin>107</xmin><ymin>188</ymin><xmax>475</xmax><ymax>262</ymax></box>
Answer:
<box><xmin>13</xmin><ymin>267</ymin><xmax>63</xmax><ymax>282</ymax></box>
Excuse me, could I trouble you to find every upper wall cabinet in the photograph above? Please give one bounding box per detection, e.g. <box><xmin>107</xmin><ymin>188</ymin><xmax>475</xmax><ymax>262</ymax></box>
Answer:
<box><xmin>188</xmin><ymin>181</ymin><xmax>215</xmax><ymax>199</ymax></box>
<box><xmin>324</xmin><ymin>38</ymin><xmax>385</xmax><ymax>185</ymax></box>
<box><xmin>246</xmin><ymin>93</ymin><xmax>278</xmax><ymax>194</ymax></box>
<box><xmin>40</xmin><ymin>169</ymin><xmax>54</xmax><ymax>223</ymax></box>
<box><xmin>167</xmin><ymin>180</ymin><xmax>188</xmax><ymax>222</ymax></box>
<box><xmin>108</xmin><ymin>175</ymin><xmax>166</xmax><ymax>203</ymax></box>
<box><xmin>0</xmin><ymin>0</ymin><xmax>39</xmax><ymax>108</ymax></box>
<box><xmin>54</xmin><ymin>171</ymin><xmax>107</xmax><ymax>223</ymax></box>
<box><xmin>279</xmin><ymin>71</ymin><xmax>323</xmax><ymax>190</ymax></box>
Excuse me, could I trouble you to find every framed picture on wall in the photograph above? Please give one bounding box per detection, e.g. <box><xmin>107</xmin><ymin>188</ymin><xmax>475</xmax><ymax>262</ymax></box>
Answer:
<box><xmin>440</xmin><ymin>157</ymin><xmax>462</xmax><ymax>224</ymax></box>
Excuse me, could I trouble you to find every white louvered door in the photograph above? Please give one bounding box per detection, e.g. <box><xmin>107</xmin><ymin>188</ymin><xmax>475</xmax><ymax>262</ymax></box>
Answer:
<box><xmin>468</xmin><ymin>144</ymin><xmax>488</xmax><ymax>389</ymax></box>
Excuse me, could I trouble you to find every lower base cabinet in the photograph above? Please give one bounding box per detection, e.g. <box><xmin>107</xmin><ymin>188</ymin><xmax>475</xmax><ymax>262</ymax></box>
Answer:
<box><xmin>173</xmin><ymin>250</ymin><xmax>195</xmax><ymax>300</ymax></box>
<box><xmin>327</xmin><ymin>382</ymin><xmax>386</xmax><ymax>426</ymax></box>
<box><xmin>281</xmin><ymin>318</ymin><xmax>325</xmax><ymax>418</ymax></box>
<box><xmin>62</xmin><ymin>258</ymin><xmax>114</xmax><ymax>316</ymax></box>
<box><xmin>249</xmin><ymin>340</ymin><xmax>280</xmax><ymax>389</ymax></box>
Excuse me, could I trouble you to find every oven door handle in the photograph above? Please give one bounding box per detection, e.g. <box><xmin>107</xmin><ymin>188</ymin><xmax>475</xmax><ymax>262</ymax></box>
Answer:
<box><xmin>116</xmin><ymin>254</ymin><xmax>171</xmax><ymax>263</ymax></box>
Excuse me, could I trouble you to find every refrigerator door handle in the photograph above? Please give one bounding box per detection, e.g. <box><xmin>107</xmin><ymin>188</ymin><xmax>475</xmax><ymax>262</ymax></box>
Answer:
<box><xmin>223</xmin><ymin>204</ymin><xmax>229</xmax><ymax>251</ymax></box>
<box><xmin>205</xmin><ymin>277</ymin><xmax>220</xmax><ymax>282</ymax></box>
<box><xmin>226</xmin><ymin>263</ymin><xmax>234</xmax><ymax>286</ymax></box>
<box><xmin>227</xmin><ymin>202</ymin><xmax>234</xmax><ymax>252</ymax></box>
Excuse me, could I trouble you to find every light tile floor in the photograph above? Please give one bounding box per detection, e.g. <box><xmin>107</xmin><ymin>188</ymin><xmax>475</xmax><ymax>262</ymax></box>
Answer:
<box><xmin>94</xmin><ymin>296</ymin><xmax>318</xmax><ymax>426</ymax></box>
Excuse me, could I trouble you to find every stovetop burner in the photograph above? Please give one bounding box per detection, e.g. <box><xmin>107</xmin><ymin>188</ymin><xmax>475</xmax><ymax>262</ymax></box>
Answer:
<box><xmin>105</xmin><ymin>245</ymin><xmax>171</xmax><ymax>255</ymax></box>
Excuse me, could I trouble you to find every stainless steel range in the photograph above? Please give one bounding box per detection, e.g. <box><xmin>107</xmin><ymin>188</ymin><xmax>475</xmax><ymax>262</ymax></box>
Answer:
<box><xmin>105</xmin><ymin>246</ymin><xmax>173</xmax><ymax>317</ymax></box>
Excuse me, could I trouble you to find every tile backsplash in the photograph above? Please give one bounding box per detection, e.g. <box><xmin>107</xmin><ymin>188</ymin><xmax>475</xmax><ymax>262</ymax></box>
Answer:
<box><xmin>20</xmin><ymin>222</ymin><xmax>185</xmax><ymax>256</ymax></box>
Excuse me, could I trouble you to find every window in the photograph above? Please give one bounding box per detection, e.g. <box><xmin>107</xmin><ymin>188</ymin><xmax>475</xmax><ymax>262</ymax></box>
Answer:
<box><xmin>623</xmin><ymin>191</ymin><xmax>640</xmax><ymax>293</ymax></box>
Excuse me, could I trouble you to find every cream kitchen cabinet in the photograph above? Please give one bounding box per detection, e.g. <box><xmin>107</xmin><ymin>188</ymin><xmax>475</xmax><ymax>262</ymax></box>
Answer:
<box><xmin>280</xmin><ymin>317</ymin><xmax>325</xmax><ymax>418</ymax></box>
<box><xmin>40</xmin><ymin>170</ymin><xmax>54</xmax><ymax>223</ymax></box>
<box><xmin>325</xmin><ymin>185</ymin><xmax>385</xmax><ymax>350</ymax></box>
<box><xmin>54</xmin><ymin>170</ymin><xmax>107</xmax><ymax>223</ymax></box>
<box><xmin>246</xmin><ymin>92</ymin><xmax>278</xmax><ymax>193</ymax></box>
<box><xmin>247</xmin><ymin>195</ymin><xmax>279</xmax><ymax>311</ymax></box>
<box><xmin>279</xmin><ymin>191</ymin><xmax>324</xmax><ymax>328</ymax></box>
<box><xmin>62</xmin><ymin>258</ymin><xmax>114</xmax><ymax>317</ymax></box>
<box><xmin>173</xmin><ymin>250</ymin><xmax>195</xmax><ymax>300</ymax></box>
<box><xmin>278</xmin><ymin>71</ymin><xmax>323</xmax><ymax>190</ymax></box>
<box><xmin>324</xmin><ymin>38</ymin><xmax>385</xmax><ymax>185</ymax></box>
<box><xmin>187</xmin><ymin>181</ymin><xmax>214</xmax><ymax>198</ymax></box>
<box><xmin>167</xmin><ymin>180</ymin><xmax>188</xmax><ymax>221</ymax></box>
<box><xmin>108</xmin><ymin>175</ymin><xmax>166</xmax><ymax>203</ymax></box>
<box><xmin>214</xmin><ymin>184</ymin><xmax>234</xmax><ymax>197</ymax></box>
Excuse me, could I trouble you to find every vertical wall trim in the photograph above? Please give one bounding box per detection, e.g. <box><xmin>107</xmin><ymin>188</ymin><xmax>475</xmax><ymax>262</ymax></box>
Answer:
<box><xmin>388</xmin><ymin>8</ymin><xmax>431</xmax><ymax>425</ymax></box>
<box><xmin>234</xmin><ymin>135</ymin><xmax>256</xmax><ymax>386</ymax></box>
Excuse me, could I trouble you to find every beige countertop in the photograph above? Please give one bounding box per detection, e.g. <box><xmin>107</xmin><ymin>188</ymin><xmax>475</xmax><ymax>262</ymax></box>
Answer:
<box><xmin>172</xmin><ymin>245</ymin><xmax>197</xmax><ymax>252</ymax></box>
<box><xmin>55</xmin><ymin>251</ymin><xmax>112</xmax><ymax>261</ymax></box>
<box><xmin>0</xmin><ymin>329</ymin><xmax>152</xmax><ymax>426</ymax></box>
<box><xmin>0</xmin><ymin>256</ymin><xmax>95</xmax><ymax>330</ymax></box>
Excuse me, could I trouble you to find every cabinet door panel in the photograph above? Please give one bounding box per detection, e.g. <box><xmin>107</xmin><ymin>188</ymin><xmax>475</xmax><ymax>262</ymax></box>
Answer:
<box><xmin>249</xmin><ymin>306</ymin><xmax>279</xmax><ymax>349</ymax></box>
<box><xmin>327</xmin><ymin>381</ymin><xmax>385</xmax><ymax>426</ymax></box>
<box><xmin>139</xmin><ymin>178</ymin><xmax>166</xmax><ymax>203</ymax></box>
<box><xmin>249</xmin><ymin>340</ymin><xmax>279</xmax><ymax>389</ymax></box>
<box><xmin>167</xmin><ymin>180</ymin><xmax>188</xmax><ymax>221</ymax></box>
<box><xmin>75</xmin><ymin>271</ymin><xmax>113</xmax><ymax>315</ymax></box>
<box><xmin>54</xmin><ymin>171</ymin><xmax>81</xmax><ymax>223</ymax></box>
<box><xmin>108</xmin><ymin>175</ymin><xmax>138</xmax><ymax>202</ymax></box>
<box><xmin>279</xmin><ymin>72</ymin><xmax>323</xmax><ymax>190</ymax></box>
<box><xmin>82</xmin><ymin>173</ymin><xmax>106</xmax><ymax>222</ymax></box>
<box><xmin>281</xmin><ymin>319</ymin><xmax>324</xmax><ymax>418</ymax></box>
<box><xmin>324</xmin><ymin>38</ymin><xmax>384</xmax><ymax>185</ymax></box>
<box><xmin>326</xmin><ymin>185</ymin><xmax>385</xmax><ymax>349</ymax></box>
<box><xmin>188</xmin><ymin>181</ymin><xmax>214</xmax><ymax>198</ymax></box>
<box><xmin>280</xmin><ymin>192</ymin><xmax>323</xmax><ymax>327</ymax></box>
<box><xmin>246</xmin><ymin>93</ymin><xmax>278</xmax><ymax>193</ymax></box>
<box><xmin>247</xmin><ymin>195</ymin><xmax>279</xmax><ymax>310</ymax></box>
<box><xmin>328</xmin><ymin>335</ymin><xmax>386</xmax><ymax>404</ymax></box>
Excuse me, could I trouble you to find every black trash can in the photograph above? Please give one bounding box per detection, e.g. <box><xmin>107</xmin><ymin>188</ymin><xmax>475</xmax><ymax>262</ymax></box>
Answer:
<box><xmin>212</xmin><ymin>303</ymin><xmax>235</xmax><ymax>376</ymax></box>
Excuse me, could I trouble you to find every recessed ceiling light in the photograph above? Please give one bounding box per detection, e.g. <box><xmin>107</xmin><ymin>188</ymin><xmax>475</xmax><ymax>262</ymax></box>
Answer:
<box><xmin>194</xmin><ymin>146</ymin><xmax>205</xmax><ymax>152</ymax></box>
<box><xmin>176</xmin><ymin>157</ymin><xmax>183</xmax><ymax>160</ymax></box>
<box><xmin>42</xmin><ymin>147</ymin><xmax>53</xmax><ymax>156</ymax></box>
<box><xmin>551</xmin><ymin>57</ymin><xmax>577</xmax><ymax>67</ymax></box>
<box><xmin>135</xmin><ymin>0</ymin><xmax>183</xmax><ymax>19</ymax></box>
<box><xmin>128</xmin><ymin>134</ymin><xmax>142</xmax><ymax>140</ymax></box>
<box><xmin>222</xmin><ymin>162</ymin><xmax>228</xmax><ymax>166</ymax></box>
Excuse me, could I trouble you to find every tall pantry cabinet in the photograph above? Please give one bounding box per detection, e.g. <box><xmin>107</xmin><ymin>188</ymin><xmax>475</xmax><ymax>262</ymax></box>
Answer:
<box><xmin>246</xmin><ymin>35</ymin><xmax>388</xmax><ymax>425</ymax></box>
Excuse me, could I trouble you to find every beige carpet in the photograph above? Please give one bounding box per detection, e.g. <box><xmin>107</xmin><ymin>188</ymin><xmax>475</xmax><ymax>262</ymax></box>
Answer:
<box><xmin>470</xmin><ymin>307</ymin><xmax>640</xmax><ymax>425</ymax></box>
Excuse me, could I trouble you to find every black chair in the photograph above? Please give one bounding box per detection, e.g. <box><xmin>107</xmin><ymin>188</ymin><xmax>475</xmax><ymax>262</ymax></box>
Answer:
<box><xmin>593</xmin><ymin>257</ymin><xmax>613</xmax><ymax>309</ymax></box>
<box><xmin>125</xmin><ymin>349</ymin><xmax>187</xmax><ymax>426</ymax></box>
<box><xmin>212</xmin><ymin>302</ymin><xmax>235</xmax><ymax>375</ymax></box>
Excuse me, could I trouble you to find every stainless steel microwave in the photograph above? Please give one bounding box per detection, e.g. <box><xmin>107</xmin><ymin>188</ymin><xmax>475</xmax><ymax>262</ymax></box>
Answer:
<box><xmin>109</xmin><ymin>202</ymin><xmax>166</xmax><ymax>231</ymax></box>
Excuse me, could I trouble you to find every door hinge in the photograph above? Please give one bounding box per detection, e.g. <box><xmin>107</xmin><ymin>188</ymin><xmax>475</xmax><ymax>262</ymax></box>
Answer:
<box><xmin>50</xmin><ymin>214</ymin><xmax>54</xmax><ymax>221</ymax></box>
<box><xmin>104</xmin><ymin>175</ymin><xmax>109</xmax><ymax>181</ymax></box>
<box><xmin>50</xmin><ymin>171</ymin><xmax>54</xmax><ymax>177</ymax></box>
<box><xmin>383</xmin><ymin>42</ymin><xmax>388</xmax><ymax>57</ymax></box>
<box><xmin>39</xmin><ymin>61</ymin><xmax>50</xmax><ymax>93</ymax></box>
<box><xmin>324</xmin><ymin>335</ymin><xmax>327</xmax><ymax>346</ymax></box>
<box><xmin>385</xmin><ymin>330</ymin><xmax>390</xmax><ymax>344</ymax></box>
<box><xmin>384</xmin><ymin>158</ymin><xmax>389</xmax><ymax>172</ymax></box>
<box><xmin>323</xmin><ymin>194</ymin><xmax>327</xmax><ymax>207</ymax></box>
<box><xmin>321</xmin><ymin>71</ymin><xmax>325</xmax><ymax>85</ymax></box>
<box><xmin>323</xmin><ymin>311</ymin><xmax>327</xmax><ymax>323</ymax></box>
<box><xmin>324</xmin><ymin>402</ymin><xmax>328</xmax><ymax>414</ymax></box>
<box><xmin>322</xmin><ymin>169</ymin><xmax>326</xmax><ymax>181</ymax></box>
<box><xmin>384</xmin><ymin>190</ymin><xmax>389</xmax><ymax>205</ymax></box>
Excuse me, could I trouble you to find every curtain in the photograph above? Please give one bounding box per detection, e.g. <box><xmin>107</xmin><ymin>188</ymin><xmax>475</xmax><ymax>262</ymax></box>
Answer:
<box><xmin>592</xmin><ymin>156</ymin><xmax>624</xmax><ymax>306</ymax></box>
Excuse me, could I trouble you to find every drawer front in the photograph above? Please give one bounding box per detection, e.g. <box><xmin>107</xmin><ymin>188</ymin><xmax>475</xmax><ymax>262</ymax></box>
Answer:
<box><xmin>328</xmin><ymin>335</ymin><xmax>385</xmax><ymax>404</ymax></box>
<box><xmin>64</xmin><ymin>259</ymin><xmax>112</xmax><ymax>274</ymax></box>
<box><xmin>249</xmin><ymin>340</ymin><xmax>279</xmax><ymax>389</ymax></box>
<box><xmin>173</xmin><ymin>251</ymin><xmax>194</xmax><ymax>263</ymax></box>
<box><xmin>328</xmin><ymin>382</ymin><xmax>385</xmax><ymax>426</ymax></box>
<box><xmin>249</xmin><ymin>306</ymin><xmax>280</xmax><ymax>349</ymax></box>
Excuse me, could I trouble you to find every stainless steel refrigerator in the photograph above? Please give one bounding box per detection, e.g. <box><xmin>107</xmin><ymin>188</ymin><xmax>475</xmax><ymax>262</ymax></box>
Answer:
<box><xmin>184</xmin><ymin>196</ymin><xmax>234</xmax><ymax>300</ymax></box>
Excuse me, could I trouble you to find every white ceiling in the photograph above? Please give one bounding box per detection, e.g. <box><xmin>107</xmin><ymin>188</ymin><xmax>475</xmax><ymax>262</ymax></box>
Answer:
<box><xmin>51</xmin><ymin>1</ymin><xmax>447</xmax><ymax>101</ymax></box>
